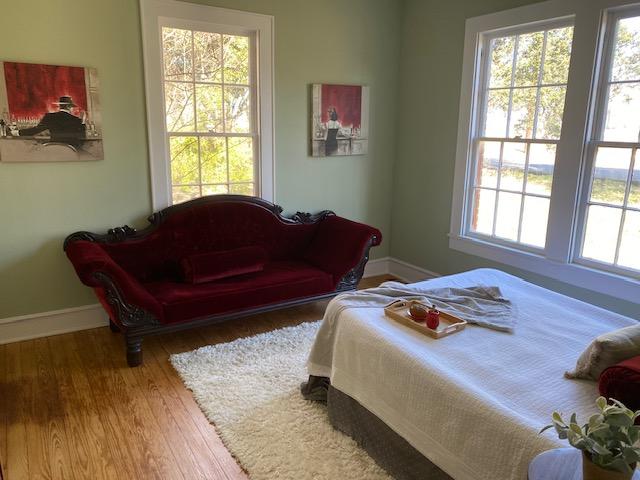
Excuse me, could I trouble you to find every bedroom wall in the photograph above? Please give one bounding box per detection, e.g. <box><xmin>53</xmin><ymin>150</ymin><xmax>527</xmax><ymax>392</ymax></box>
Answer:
<box><xmin>0</xmin><ymin>0</ymin><xmax>401</xmax><ymax>319</ymax></box>
<box><xmin>390</xmin><ymin>0</ymin><xmax>640</xmax><ymax>319</ymax></box>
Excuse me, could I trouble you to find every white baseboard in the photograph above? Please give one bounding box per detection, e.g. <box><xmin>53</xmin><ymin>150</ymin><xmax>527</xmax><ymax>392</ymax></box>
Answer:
<box><xmin>363</xmin><ymin>256</ymin><xmax>440</xmax><ymax>283</ymax></box>
<box><xmin>388</xmin><ymin>258</ymin><xmax>440</xmax><ymax>283</ymax></box>
<box><xmin>0</xmin><ymin>304</ymin><xmax>108</xmax><ymax>345</ymax></box>
<box><xmin>0</xmin><ymin>257</ymin><xmax>437</xmax><ymax>345</ymax></box>
<box><xmin>363</xmin><ymin>257</ymin><xmax>391</xmax><ymax>278</ymax></box>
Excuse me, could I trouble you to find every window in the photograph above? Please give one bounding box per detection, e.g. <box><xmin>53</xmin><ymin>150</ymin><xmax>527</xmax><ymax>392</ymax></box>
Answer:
<box><xmin>577</xmin><ymin>11</ymin><xmax>640</xmax><ymax>274</ymax></box>
<box><xmin>451</xmin><ymin>1</ymin><xmax>640</xmax><ymax>303</ymax></box>
<box><xmin>470</xmin><ymin>23</ymin><xmax>574</xmax><ymax>249</ymax></box>
<box><xmin>162</xmin><ymin>27</ymin><xmax>257</xmax><ymax>203</ymax></box>
<box><xmin>140</xmin><ymin>0</ymin><xmax>274</xmax><ymax>208</ymax></box>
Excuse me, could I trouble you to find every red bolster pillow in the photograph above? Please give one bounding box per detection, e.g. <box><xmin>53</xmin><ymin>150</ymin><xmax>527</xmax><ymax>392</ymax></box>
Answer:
<box><xmin>598</xmin><ymin>355</ymin><xmax>640</xmax><ymax>414</ymax></box>
<box><xmin>180</xmin><ymin>246</ymin><xmax>267</xmax><ymax>284</ymax></box>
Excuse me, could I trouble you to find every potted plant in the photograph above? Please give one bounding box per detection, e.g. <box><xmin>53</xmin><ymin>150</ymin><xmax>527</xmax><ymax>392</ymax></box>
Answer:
<box><xmin>541</xmin><ymin>397</ymin><xmax>640</xmax><ymax>480</ymax></box>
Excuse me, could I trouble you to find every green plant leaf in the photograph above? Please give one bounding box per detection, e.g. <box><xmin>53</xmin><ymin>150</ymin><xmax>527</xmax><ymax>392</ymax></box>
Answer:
<box><xmin>545</xmin><ymin>397</ymin><xmax>640</xmax><ymax>463</ymax></box>
<box><xmin>597</xmin><ymin>396</ymin><xmax>607</xmax><ymax>411</ymax></box>
<box><xmin>623</xmin><ymin>446</ymin><xmax>640</xmax><ymax>463</ymax></box>
<box><xmin>588</xmin><ymin>423</ymin><xmax>610</xmax><ymax>438</ymax></box>
<box><xmin>570</xmin><ymin>423</ymin><xmax>583</xmax><ymax>435</ymax></box>
<box><xmin>607</xmin><ymin>413</ymin><xmax>633</xmax><ymax>427</ymax></box>
<box><xmin>570</xmin><ymin>413</ymin><xmax>578</xmax><ymax>425</ymax></box>
<box><xmin>591</xmin><ymin>442</ymin><xmax>612</xmax><ymax>456</ymax></box>
<box><xmin>588</xmin><ymin>414</ymin><xmax>604</xmax><ymax>429</ymax></box>
<box><xmin>603</xmin><ymin>457</ymin><xmax>634</xmax><ymax>474</ymax></box>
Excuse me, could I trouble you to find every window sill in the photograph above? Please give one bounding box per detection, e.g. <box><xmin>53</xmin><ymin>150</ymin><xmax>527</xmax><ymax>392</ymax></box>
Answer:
<box><xmin>449</xmin><ymin>234</ymin><xmax>640</xmax><ymax>304</ymax></box>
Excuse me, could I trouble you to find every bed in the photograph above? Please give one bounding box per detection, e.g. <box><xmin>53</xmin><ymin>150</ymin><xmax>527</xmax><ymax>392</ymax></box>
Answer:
<box><xmin>305</xmin><ymin>268</ymin><xmax>638</xmax><ymax>480</ymax></box>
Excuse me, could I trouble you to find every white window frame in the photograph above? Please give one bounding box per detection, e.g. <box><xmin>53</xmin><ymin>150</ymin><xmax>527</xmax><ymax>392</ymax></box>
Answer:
<box><xmin>450</xmin><ymin>0</ymin><xmax>640</xmax><ymax>303</ymax></box>
<box><xmin>466</xmin><ymin>18</ymin><xmax>573</xmax><ymax>252</ymax></box>
<box><xmin>574</xmin><ymin>4</ymin><xmax>640</xmax><ymax>280</ymax></box>
<box><xmin>139</xmin><ymin>0</ymin><xmax>275</xmax><ymax>209</ymax></box>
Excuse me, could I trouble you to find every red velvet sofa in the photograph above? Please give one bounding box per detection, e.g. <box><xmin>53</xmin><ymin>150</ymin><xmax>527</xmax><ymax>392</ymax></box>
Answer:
<box><xmin>64</xmin><ymin>195</ymin><xmax>381</xmax><ymax>366</ymax></box>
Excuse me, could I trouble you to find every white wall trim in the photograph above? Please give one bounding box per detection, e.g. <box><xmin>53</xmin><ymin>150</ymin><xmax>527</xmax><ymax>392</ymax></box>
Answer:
<box><xmin>0</xmin><ymin>304</ymin><xmax>108</xmax><ymax>345</ymax></box>
<box><xmin>362</xmin><ymin>257</ymin><xmax>391</xmax><ymax>278</ymax></box>
<box><xmin>363</xmin><ymin>257</ymin><xmax>440</xmax><ymax>283</ymax></box>
<box><xmin>387</xmin><ymin>258</ymin><xmax>440</xmax><ymax>283</ymax></box>
<box><xmin>0</xmin><ymin>258</ymin><xmax>437</xmax><ymax>345</ymax></box>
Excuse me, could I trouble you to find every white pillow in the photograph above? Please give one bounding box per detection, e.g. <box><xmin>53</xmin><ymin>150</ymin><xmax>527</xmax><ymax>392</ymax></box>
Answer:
<box><xmin>565</xmin><ymin>323</ymin><xmax>640</xmax><ymax>381</ymax></box>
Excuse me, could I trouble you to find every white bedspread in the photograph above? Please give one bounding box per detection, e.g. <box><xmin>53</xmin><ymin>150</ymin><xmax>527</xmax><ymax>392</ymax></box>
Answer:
<box><xmin>307</xmin><ymin>268</ymin><xmax>637</xmax><ymax>480</ymax></box>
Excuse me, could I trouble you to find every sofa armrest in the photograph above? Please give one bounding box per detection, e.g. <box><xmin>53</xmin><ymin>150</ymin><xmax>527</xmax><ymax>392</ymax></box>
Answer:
<box><xmin>303</xmin><ymin>215</ymin><xmax>382</xmax><ymax>286</ymax></box>
<box><xmin>65</xmin><ymin>240</ymin><xmax>163</xmax><ymax>324</ymax></box>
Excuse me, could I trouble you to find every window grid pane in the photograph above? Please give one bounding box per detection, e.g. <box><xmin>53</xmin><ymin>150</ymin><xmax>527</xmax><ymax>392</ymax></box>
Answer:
<box><xmin>162</xmin><ymin>26</ymin><xmax>257</xmax><ymax>204</ymax></box>
<box><xmin>581</xmin><ymin>146</ymin><xmax>640</xmax><ymax>271</ymax></box>
<box><xmin>602</xmin><ymin>17</ymin><xmax>640</xmax><ymax>142</ymax></box>
<box><xmin>484</xmin><ymin>26</ymin><xmax>573</xmax><ymax>141</ymax></box>
<box><xmin>470</xmin><ymin>138</ymin><xmax>553</xmax><ymax>247</ymax></box>
<box><xmin>470</xmin><ymin>24</ymin><xmax>573</xmax><ymax>251</ymax></box>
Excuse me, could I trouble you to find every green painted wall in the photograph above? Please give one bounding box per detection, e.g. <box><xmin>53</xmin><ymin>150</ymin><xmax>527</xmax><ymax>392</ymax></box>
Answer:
<box><xmin>0</xmin><ymin>0</ymin><xmax>401</xmax><ymax>318</ymax></box>
<box><xmin>390</xmin><ymin>0</ymin><xmax>640</xmax><ymax>319</ymax></box>
<box><xmin>0</xmin><ymin>0</ymin><xmax>151</xmax><ymax>319</ymax></box>
<box><xmin>2</xmin><ymin>0</ymin><xmax>636</xmax><ymax>321</ymax></box>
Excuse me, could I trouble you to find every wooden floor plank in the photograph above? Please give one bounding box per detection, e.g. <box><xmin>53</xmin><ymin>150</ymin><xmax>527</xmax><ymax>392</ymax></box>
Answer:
<box><xmin>145</xmin><ymin>335</ymin><xmax>246</xmax><ymax>479</ymax></box>
<box><xmin>21</xmin><ymin>340</ymin><xmax>53</xmax><ymax>480</ymax></box>
<box><xmin>0</xmin><ymin>344</ymin><xmax>7</xmax><ymax>477</ymax></box>
<box><xmin>0</xmin><ymin>275</ymin><xmax>393</xmax><ymax>480</ymax></box>
<box><xmin>99</xmin><ymin>330</ymin><xmax>205</xmax><ymax>480</ymax></box>
<box><xmin>150</xmin><ymin>333</ymin><xmax>248</xmax><ymax>479</ymax></box>
<box><xmin>72</xmin><ymin>330</ymin><xmax>152</xmax><ymax>479</ymax></box>
<box><xmin>32</xmin><ymin>337</ymin><xmax>76</xmax><ymax>480</ymax></box>
<box><xmin>84</xmin><ymin>329</ymin><xmax>184</xmax><ymax>480</ymax></box>
<box><xmin>4</xmin><ymin>342</ymin><xmax>29</xmax><ymax>480</ymax></box>
<box><xmin>47</xmin><ymin>333</ymin><xmax>120</xmax><ymax>479</ymax></box>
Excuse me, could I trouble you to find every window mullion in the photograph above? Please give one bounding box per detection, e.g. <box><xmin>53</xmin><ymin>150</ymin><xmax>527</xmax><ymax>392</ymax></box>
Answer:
<box><xmin>531</xmin><ymin>31</ymin><xmax>547</xmax><ymax>139</ymax></box>
<box><xmin>517</xmin><ymin>143</ymin><xmax>532</xmax><ymax>242</ymax></box>
<box><xmin>505</xmin><ymin>35</ymin><xmax>520</xmax><ymax>138</ymax></box>
<box><xmin>543</xmin><ymin>12</ymin><xmax>600</xmax><ymax>263</ymax></box>
<box><xmin>491</xmin><ymin>142</ymin><xmax>505</xmax><ymax>236</ymax></box>
<box><xmin>613</xmin><ymin>147</ymin><xmax>637</xmax><ymax>265</ymax></box>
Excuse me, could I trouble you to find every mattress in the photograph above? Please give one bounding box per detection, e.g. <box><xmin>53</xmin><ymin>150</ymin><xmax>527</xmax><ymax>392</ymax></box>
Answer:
<box><xmin>307</xmin><ymin>268</ymin><xmax>637</xmax><ymax>480</ymax></box>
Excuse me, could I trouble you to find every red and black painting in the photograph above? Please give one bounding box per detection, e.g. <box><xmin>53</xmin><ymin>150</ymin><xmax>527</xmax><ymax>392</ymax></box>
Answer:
<box><xmin>312</xmin><ymin>84</ymin><xmax>369</xmax><ymax>157</ymax></box>
<box><xmin>0</xmin><ymin>61</ymin><xmax>103</xmax><ymax>162</ymax></box>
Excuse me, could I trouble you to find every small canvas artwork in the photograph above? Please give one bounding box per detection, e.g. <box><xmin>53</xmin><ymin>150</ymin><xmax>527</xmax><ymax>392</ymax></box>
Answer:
<box><xmin>0</xmin><ymin>61</ymin><xmax>103</xmax><ymax>162</ymax></box>
<box><xmin>311</xmin><ymin>84</ymin><xmax>369</xmax><ymax>157</ymax></box>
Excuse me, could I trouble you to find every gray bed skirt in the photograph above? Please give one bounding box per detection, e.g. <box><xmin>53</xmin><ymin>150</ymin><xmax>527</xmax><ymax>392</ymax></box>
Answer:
<box><xmin>302</xmin><ymin>376</ymin><xmax>452</xmax><ymax>480</ymax></box>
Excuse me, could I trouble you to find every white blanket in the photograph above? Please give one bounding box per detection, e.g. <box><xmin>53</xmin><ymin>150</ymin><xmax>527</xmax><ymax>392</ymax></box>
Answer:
<box><xmin>307</xmin><ymin>268</ymin><xmax>637</xmax><ymax>480</ymax></box>
<box><xmin>309</xmin><ymin>283</ymin><xmax>516</xmax><ymax>333</ymax></box>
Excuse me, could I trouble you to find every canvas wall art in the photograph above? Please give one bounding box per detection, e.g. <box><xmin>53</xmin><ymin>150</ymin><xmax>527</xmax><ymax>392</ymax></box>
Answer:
<box><xmin>311</xmin><ymin>84</ymin><xmax>369</xmax><ymax>157</ymax></box>
<box><xmin>0</xmin><ymin>61</ymin><xmax>103</xmax><ymax>162</ymax></box>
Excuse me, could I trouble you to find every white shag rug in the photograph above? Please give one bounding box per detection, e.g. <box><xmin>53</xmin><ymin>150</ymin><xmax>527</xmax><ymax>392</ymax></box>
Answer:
<box><xmin>170</xmin><ymin>321</ymin><xmax>390</xmax><ymax>480</ymax></box>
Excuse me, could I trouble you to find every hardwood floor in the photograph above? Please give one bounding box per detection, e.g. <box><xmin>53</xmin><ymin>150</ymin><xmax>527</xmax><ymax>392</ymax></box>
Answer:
<box><xmin>0</xmin><ymin>275</ymin><xmax>394</xmax><ymax>480</ymax></box>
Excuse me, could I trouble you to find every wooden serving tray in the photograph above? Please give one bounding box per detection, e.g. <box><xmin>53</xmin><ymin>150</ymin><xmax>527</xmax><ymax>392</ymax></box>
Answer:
<box><xmin>384</xmin><ymin>300</ymin><xmax>467</xmax><ymax>339</ymax></box>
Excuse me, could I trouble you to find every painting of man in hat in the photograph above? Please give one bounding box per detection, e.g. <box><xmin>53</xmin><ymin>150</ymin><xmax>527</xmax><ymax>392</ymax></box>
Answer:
<box><xmin>0</xmin><ymin>61</ymin><xmax>103</xmax><ymax>162</ymax></box>
<box><xmin>18</xmin><ymin>95</ymin><xmax>86</xmax><ymax>147</ymax></box>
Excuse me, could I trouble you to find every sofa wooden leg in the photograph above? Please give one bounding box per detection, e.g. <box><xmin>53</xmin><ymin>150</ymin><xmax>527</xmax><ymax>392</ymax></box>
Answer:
<box><xmin>125</xmin><ymin>336</ymin><xmax>143</xmax><ymax>367</ymax></box>
<box><xmin>109</xmin><ymin>319</ymin><xmax>120</xmax><ymax>333</ymax></box>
